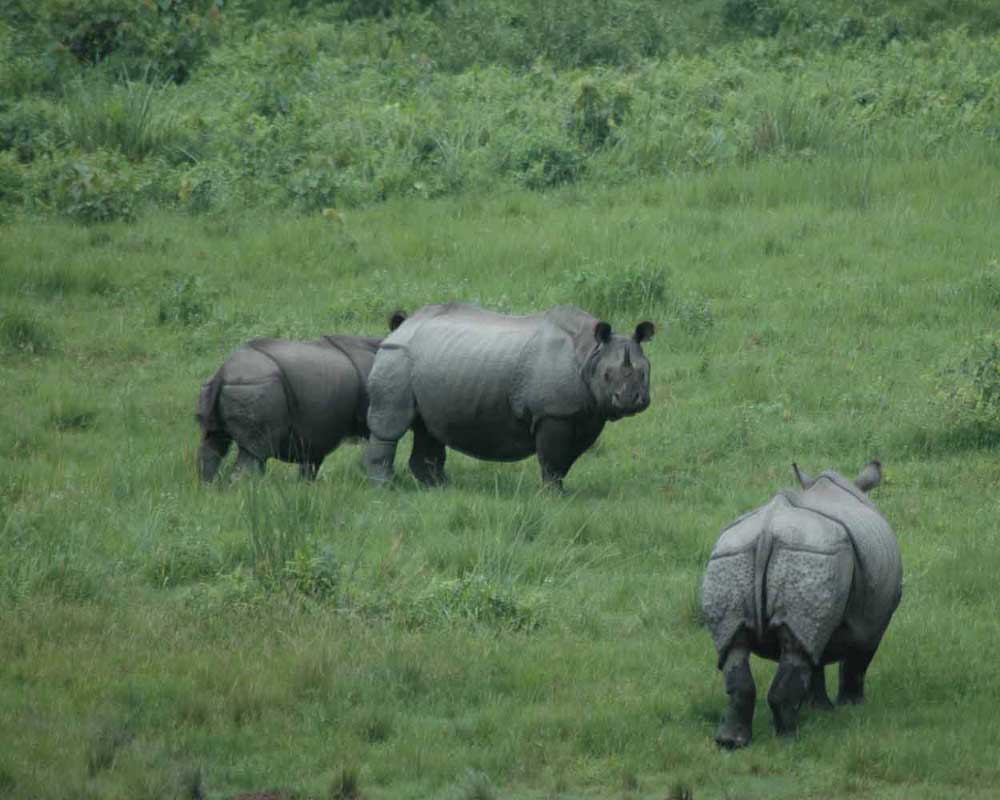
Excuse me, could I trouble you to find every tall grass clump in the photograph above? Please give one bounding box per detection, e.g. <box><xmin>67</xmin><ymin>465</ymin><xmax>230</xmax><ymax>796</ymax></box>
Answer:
<box><xmin>0</xmin><ymin>308</ymin><xmax>56</xmax><ymax>355</ymax></box>
<box><xmin>60</xmin><ymin>74</ymin><xmax>181</xmax><ymax>163</ymax></box>
<box><xmin>566</xmin><ymin>259</ymin><xmax>667</xmax><ymax>320</ymax></box>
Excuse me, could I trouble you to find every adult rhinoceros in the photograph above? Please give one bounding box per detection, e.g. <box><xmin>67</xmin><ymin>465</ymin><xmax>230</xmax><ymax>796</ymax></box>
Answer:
<box><xmin>196</xmin><ymin>312</ymin><xmax>406</xmax><ymax>481</ymax></box>
<box><xmin>701</xmin><ymin>461</ymin><xmax>902</xmax><ymax>748</ymax></box>
<box><xmin>363</xmin><ymin>303</ymin><xmax>655</xmax><ymax>490</ymax></box>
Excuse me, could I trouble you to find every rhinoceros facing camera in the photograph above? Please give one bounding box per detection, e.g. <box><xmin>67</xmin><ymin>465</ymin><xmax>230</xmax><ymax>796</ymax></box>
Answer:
<box><xmin>363</xmin><ymin>303</ymin><xmax>655</xmax><ymax>491</ymax></box>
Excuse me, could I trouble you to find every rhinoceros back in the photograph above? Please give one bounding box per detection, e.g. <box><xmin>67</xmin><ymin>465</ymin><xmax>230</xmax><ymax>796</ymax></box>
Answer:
<box><xmin>787</xmin><ymin>473</ymin><xmax>902</xmax><ymax>648</ymax></box>
<box><xmin>370</xmin><ymin>304</ymin><xmax>595</xmax><ymax>459</ymax></box>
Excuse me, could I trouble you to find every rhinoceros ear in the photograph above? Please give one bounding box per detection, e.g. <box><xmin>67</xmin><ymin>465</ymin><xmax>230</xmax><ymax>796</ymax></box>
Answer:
<box><xmin>855</xmin><ymin>460</ymin><xmax>882</xmax><ymax>493</ymax></box>
<box><xmin>792</xmin><ymin>462</ymin><xmax>815</xmax><ymax>489</ymax></box>
<box><xmin>388</xmin><ymin>310</ymin><xmax>407</xmax><ymax>331</ymax></box>
<box><xmin>633</xmin><ymin>321</ymin><xmax>655</xmax><ymax>343</ymax></box>
<box><xmin>594</xmin><ymin>321</ymin><xmax>612</xmax><ymax>344</ymax></box>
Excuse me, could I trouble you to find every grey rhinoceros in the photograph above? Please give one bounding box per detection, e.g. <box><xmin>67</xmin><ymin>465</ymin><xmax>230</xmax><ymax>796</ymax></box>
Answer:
<box><xmin>363</xmin><ymin>303</ymin><xmax>655</xmax><ymax>490</ymax></box>
<box><xmin>701</xmin><ymin>461</ymin><xmax>902</xmax><ymax>748</ymax></box>
<box><xmin>196</xmin><ymin>312</ymin><xmax>406</xmax><ymax>481</ymax></box>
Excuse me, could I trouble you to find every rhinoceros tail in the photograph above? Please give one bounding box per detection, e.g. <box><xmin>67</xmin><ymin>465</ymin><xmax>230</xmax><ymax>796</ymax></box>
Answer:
<box><xmin>196</xmin><ymin>369</ymin><xmax>225</xmax><ymax>435</ymax></box>
<box><xmin>388</xmin><ymin>309</ymin><xmax>407</xmax><ymax>331</ymax></box>
<box><xmin>753</xmin><ymin>505</ymin><xmax>778</xmax><ymax>641</ymax></box>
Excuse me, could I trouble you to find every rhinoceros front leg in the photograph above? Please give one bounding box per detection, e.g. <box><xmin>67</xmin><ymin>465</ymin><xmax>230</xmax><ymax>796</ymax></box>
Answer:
<box><xmin>535</xmin><ymin>417</ymin><xmax>599</xmax><ymax>491</ymax></box>
<box><xmin>810</xmin><ymin>664</ymin><xmax>834</xmax><ymax>710</ymax></box>
<box><xmin>233</xmin><ymin>446</ymin><xmax>265</xmax><ymax>478</ymax></box>
<box><xmin>409</xmin><ymin>417</ymin><xmax>447</xmax><ymax>487</ymax></box>
<box><xmin>768</xmin><ymin>626</ymin><xmax>812</xmax><ymax>736</ymax></box>
<box><xmin>715</xmin><ymin>630</ymin><xmax>756</xmax><ymax>749</ymax></box>
<box><xmin>837</xmin><ymin>649</ymin><xmax>875</xmax><ymax>705</ymax></box>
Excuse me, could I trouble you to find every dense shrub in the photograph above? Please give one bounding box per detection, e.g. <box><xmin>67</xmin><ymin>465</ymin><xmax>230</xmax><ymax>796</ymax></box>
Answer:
<box><xmin>939</xmin><ymin>334</ymin><xmax>1000</xmax><ymax>432</ymax></box>
<box><xmin>52</xmin><ymin>151</ymin><xmax>139</xmax><ymax>223</ymax></box>
<box><xmin>2</xmin><ymin>1</ymin><xmax>1000</xmax><ymax>219</ymax></box>
<box><xmin>18</xmin><ymin>0</ymin><xmax>225</xmax><ymax>83</ymax></box>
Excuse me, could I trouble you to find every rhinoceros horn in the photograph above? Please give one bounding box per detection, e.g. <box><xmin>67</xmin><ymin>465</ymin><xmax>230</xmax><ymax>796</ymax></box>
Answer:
<box><xmin>855</xmin><ymin>460</ymin><xmax>882</xmax><ymax>493</ymax></box>
<box><xmin>623</xmin><ymin>346</ymin><xmax>632</xmax><ymax>367</ymax></box>
<box><xmin>792</xmin><ymin>462</ymin><xmax>815</xmax><ymax>489</ymax></box>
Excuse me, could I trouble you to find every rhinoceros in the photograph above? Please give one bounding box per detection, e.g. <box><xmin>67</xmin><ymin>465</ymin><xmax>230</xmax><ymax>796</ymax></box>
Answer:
<box><xmin>196</xmin><ymin>312</ymin><xmax>406</xmax><ymax>481</ymax></box>
<box><xmin>700</xmin><ymin>461</ymin><xmax>902</xmax><ymax>748</ymax></box>
<box><xmin>363</xmin><ymin>303</ymin><xmax>655</xmax><ymax>490</ymax></box>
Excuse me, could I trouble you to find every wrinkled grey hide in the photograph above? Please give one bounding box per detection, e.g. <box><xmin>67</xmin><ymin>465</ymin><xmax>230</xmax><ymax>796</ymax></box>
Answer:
<box><xmin>363</xmin><ymin>303</ymin><xmax>655</xmax><ymax>490</ymax></box>
<box><xmin>197</xmin><ymin>313</ymin><xmax>405</xmax><ymax>481</ymax></box>
<box><xmin>701</xmin><ymin>461</ymin><xmax>901</xmax><ymax>748</ymax></box>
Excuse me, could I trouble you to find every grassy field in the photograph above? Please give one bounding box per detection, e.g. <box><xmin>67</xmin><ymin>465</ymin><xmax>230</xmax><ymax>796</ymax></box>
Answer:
<box><xmin>4</xmin><ymin>1</ymin><xmax>1000</xmax><ymax>798</ymax></box>
<box><xmin>3</xmin><ymin>138</ymin><xmax>1000</xmax><ymax>798</ymax></box>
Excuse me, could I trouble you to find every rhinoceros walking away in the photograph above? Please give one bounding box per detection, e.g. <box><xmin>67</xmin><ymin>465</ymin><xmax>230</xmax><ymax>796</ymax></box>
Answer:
<box><xmin>363</xmin><ymin>303</ymin><xmax>655</xmax><ymax>490</ymax></box>
<box><xmin>196</xmin><ymin>312</ymin><xmax>406</xmax><ymax>481</ymax></box>
<box><xmin>701</xmin><ymin>461</ymin><xmax>902</xmax><ymax>748</ymax></box>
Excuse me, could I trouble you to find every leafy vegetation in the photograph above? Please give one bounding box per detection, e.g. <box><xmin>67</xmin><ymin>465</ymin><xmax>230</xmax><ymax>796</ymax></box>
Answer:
<box><xmin>2</xmin><ymin>2</ymin><xmax>1000</xmax><ymax>799</ymax></box>
<box><xmin>3</xmin><ymin>1</ymin><xmax>1000</xmax><ymax>219</ymax></box>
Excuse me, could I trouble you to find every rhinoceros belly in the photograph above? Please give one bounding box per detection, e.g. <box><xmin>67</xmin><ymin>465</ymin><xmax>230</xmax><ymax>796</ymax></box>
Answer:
<box><xmin>408</xmin><ymin>316</ymin><xmax>538</xmax><ymax>460</ymax></box>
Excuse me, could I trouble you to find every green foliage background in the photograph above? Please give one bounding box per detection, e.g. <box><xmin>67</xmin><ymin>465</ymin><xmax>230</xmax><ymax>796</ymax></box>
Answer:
<box><xmin>2</xmin><ymin>0</ymin><xmax>1000</xmax><ymax>219</ymax></box>
<box><xmin>2</xmin><ymin>2</ymin><xmax>1000</xmax><ymax>799</ymax></box>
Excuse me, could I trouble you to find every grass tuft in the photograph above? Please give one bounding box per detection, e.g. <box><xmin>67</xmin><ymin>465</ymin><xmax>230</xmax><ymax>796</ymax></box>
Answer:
<box><xmin>0</xmin><ymin>309</ymin><xmax>55</xmax><ymax>355</ymax></box>
<box><xmin>86</xmin><ymin>717</ymin><xmax>134</xmax><ymax>777</ymax></box>
<box><xmin>329</xmin><ymin>767</ymin><xmax>362</xmax><ymax>800</ymax></box>
<box><xmin>457</xmin><ymin>770</ymin><xmax>496</xmax><ymax>800</ymax></box>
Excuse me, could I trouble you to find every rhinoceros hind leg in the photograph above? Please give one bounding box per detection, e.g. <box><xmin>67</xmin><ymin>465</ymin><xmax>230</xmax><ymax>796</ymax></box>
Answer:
<box><xmin>837</xmin><ymin>649</ymin><xmax>875</xmax><ymax>705</ymax></box>
<box><xmin>768</xmin><ymin>626</ymin><xmax>811</xmax><ymax>736</ymax></box>
<box><xmin>233</xmin><ymin>447</ymin><xmax>265</xmax><ymax>478</ymax></box>
<box><xmin>198</xmin><ymin>432</ymin><xmax>231</xmax><ymax>482</ymax></box>
<box><xmin>810</xmin><ymin>665</ymin><xmax>834</xmax><ymax>710</ymax></box>
<box><xmin>409</xmin><ymin>418</ymin><xmax>447</xmax><ymax>486</ymax></box>
<box><xmin>714</xmin><ymin>630</ymin><xmax>756</xmax><ymax>749</ymax></box>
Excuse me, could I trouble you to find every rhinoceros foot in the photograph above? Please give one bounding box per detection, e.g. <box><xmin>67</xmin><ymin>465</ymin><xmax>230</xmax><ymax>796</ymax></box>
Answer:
<box><xmin>714</xmin><ymin>710</ymin><xmax>752</xmax><ymax>750</ymax></box>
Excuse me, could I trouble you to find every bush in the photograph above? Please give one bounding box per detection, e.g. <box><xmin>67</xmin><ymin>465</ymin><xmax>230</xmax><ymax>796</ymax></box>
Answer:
<box><xmin>569</xmin><ymin>79</ymin><xmax>632</xmax><ymax>152</ymax></box>
<box><xmin>939</xmin><ymin>334</ymin><xmax>1000</xmax><ymax>431</ymax></box>
<box><xmin>156</xmin><ymin>274</ymin><xmax>216</xmax><ymax>326</ymax></box>
<box><xmin>54</xmin><ymin>152</ymin><xmax>138</xmax><ymax>223</ymax></box>
<box><xmin>0</xmin><ymin>98</ymin><xmax>60</xmax><ymax>163</ymax></box>
<box><xmin>721</xmin><ymin>0</ymin><xmax>786</xmax><ymax>37</ymax></box>
<box><xmin>38</xmin><ymin>0</ymin><xmax>225</xmax><ymax>83</ymax></box>
<box><xmin>506</xmin><ymin>134</ymin><xmax>583</xmax><ymax>191</ymax></box>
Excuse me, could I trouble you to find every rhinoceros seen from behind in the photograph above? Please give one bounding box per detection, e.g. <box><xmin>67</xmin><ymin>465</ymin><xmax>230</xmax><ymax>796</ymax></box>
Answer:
<box><xmin>363</xmin><ymin>303</ymin><xmax>655</xmax><ymax>491</ymax></box>
<box><xmin>701</xmin><ymin>461</ymin><xmax>902</xmax><ymax>748</ymax></box>
<box><xmin>196</xmin><ymin>311</ymin><xmax>406</xmax><ymax>482</ymax></box>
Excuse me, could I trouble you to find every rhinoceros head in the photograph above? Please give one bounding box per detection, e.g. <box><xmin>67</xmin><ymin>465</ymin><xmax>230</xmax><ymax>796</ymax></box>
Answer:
<box><xmin>586</xmin><ymin>320</ymin><xmax>655</xmax><ymax>420</ymax></box>
<box><xmin>793</xmin><ymin>460</ymin><xmax>883</xmax><ymax>494</ymax></box>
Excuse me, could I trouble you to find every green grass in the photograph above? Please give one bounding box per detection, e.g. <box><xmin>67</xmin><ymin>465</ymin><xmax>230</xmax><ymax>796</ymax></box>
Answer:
<box><xmin>2</xmin><ymin>139</ymin><xmax>1000</xmax><ymax>798</ymax></box>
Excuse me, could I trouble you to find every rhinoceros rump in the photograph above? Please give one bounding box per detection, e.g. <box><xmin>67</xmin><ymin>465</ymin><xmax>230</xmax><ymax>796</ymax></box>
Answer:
<box><xmin>196</xmin><ymin>312</ymin><xmax>406</xmax><ymax>481</ymax></box>
<box><xmin>363</xmin><ymin>303</ymin><xmax>654</xmax><ymax>490</ymax></box>
<box><xmin>701</xmin><ymin>461</ymin><xmax>902</xmax><ymax>748</ymax></box>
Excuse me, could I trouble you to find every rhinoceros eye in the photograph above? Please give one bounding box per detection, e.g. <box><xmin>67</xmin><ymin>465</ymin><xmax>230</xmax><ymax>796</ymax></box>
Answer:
<box><xmin>604</xmin><ymin>368</ymin><xmax>613</xmax><ymax>382</ymax></box>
